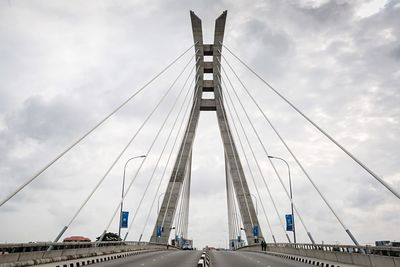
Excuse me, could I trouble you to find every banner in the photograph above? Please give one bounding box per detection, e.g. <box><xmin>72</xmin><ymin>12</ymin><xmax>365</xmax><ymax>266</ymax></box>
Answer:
<box><xmin>252</xmin><ymin>224</ymin><xmax>259</xmax><ymax>237</ymax></box>
<box><xmin>121</xmin><ymin>211</ymin><xmax>129</xmax><ymax>228</ymax></box>
<box><xmin>285</xmin><ymin>214</ymin><xmax>293</xmax><ymax>231</ymax></box>
<box><xmin>157</xmin><ymin>225</ymin><xmax>162</xmax><ymax>237</ymax></box>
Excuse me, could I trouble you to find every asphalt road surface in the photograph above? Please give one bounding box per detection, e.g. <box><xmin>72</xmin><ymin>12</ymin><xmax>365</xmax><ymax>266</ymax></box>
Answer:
<box><xmin>91</xmin><ymin>250</ymin><xmax>201</xmax><ymax>267</ymax></box>
<box><xmin>211</xmin><ymin>250</ymin><xmax>313</xmax><ymax>267</ymax></box>
<box><xmin>90</xmin><ymin>249</ymin><xmax>312</xmax><ymax>267</ymax></box>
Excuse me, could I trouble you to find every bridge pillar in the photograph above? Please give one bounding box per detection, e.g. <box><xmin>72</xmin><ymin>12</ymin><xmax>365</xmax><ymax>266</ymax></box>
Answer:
<box><xmin>150</xmin><ymin>10</ymin><xmax>263</xmax><ymax>246</ymax></box>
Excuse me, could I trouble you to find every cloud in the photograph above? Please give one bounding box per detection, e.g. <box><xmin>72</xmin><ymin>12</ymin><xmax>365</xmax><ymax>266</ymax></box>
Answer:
<box><xmin>0</xmin><ymin>0</ymin><xmax>399</xmax><ymax>249</ymax></box>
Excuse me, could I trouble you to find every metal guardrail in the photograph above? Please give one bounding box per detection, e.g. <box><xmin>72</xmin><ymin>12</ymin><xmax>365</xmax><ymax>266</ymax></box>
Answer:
<box><xmin>197</xmin><ymin>249</ymin><xmax>210</xmax><ymax>267</ymax></box>
<box><xmin>0</xmin><ymin>241</ymin><xmax>167</xmax><ymax>254</ymax></box>
<box><xmin>238</xmin><ymin>243</ymin><xmax>400</xmax><ymax>257</ymax></box>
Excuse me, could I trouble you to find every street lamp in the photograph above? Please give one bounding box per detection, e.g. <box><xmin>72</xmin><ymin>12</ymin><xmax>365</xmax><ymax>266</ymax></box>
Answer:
<box><xmin>118</xmin><ymin>155</ymin><xmax>146</xmax><ymax>239</ymax></box>
<box><xmin>268</xmin><ymin>155</ymin><xmax>296</xmax><ymax>244</ymax></box>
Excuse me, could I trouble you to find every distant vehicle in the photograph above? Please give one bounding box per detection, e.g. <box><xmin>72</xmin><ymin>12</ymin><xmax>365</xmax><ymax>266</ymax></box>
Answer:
<box><xmin>181</xmin><ymin>239</ymin><xmax>193</xmax><ymax>250</ymax></box>
<box><xmin>375</xmin><ymin>241</ymin><xmax>391</xmax><ymax>246</ymax></box>
<box><xmin>375</xmin><ymin>241</ymin><xmax>400</xmax><ymax>247</ymax></box>
<box><xmin>63</xmin><ymin>236</ymin><xmax>91</xmax><ymax>242</ymax></box>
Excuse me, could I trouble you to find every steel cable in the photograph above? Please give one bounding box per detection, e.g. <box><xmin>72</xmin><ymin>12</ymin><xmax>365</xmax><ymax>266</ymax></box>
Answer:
<box><xmin>220</xmin><ymin>54</ymin><xmax>360</xmax><ymax>246</ymax></box>
<box><xmin>51</xmin><ymin>52</ymin><xmax>197</xmax><ymax>244</ymax></box>
<box><xmin>98</xmin><ymin>57</ymin><xmax>197</xmax><ymax>241</ymax></box>
<box><xmin>221</xmin><ymin>44</ymin><xmax>400</xmax><ymax>201</ymax></box>
<box><xmin>0</xmin><ymin>44</ymin><xmax>196</xmax><ymax>208</ymax></box>
<box><xmin>218</xmin><ymin>63</ymin><xmax>315</xmax><ymax>244</ymax></box>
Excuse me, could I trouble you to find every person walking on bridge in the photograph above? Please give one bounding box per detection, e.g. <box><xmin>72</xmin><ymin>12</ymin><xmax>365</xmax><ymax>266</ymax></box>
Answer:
<box><xmin>261</xmin><ymin>240</ymin><xmax>266</xmax><ymax>251</ymax></box>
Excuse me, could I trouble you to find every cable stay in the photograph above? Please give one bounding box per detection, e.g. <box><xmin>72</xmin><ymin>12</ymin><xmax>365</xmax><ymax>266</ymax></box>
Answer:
<box><xmin>216</xmin><ymin>95</ymin><xmax>256</xmax><ymax>230</ymax></box>
<box><xmin>230</xmin><ymin>176</ymin><xmax>244</xmax><ymax>245</ymax></box>
<box><xmin>180</xmin><ymin>164</ymin><xmax>191</xmax><ymax>238</ymax></box>
<box><xmin>0</xmin><ymin>44</ymin><xmax>196</xmax><ymax>208</ymax></box>
<box><xmin>160</xmin><ymin>90</ymin><xmax>203</xmax><ymax>228</ymax></box>
<box><xmin>221</xmin><ymin>44</ymin><xmax>400</xmax><ymax>201</ymax></box>
<box><xmin>220</xmin><ymin>73</ymin><xmax>291</xmax><ymax>243</ymax></box>
<box><xmin>219</xmin><ymin>54</ymin><xmax>361</xmax><ymax>246</ymax></box>
<box><xmin>50</xmin><ymin>53</ymin><xmax>197</xmax><ymax>246</ymax></box>
<box><xmin>227</xmin><ymin>158</ymin><xmax>241</xmax><ymax>243</ymax></box>
<box><xmin>175</xmin><ymin>169</ymin><xmax>190</xmax><ymax>238</ymax></box>
<box><xmin>175</xmin><ymin>179</ymin><xmax>185</xmax><ymax>237</ymax></box>
<box><xmin>227</xmin><ymin>167</ymin><xmax>243</xmax><ymax>245</ymax></box>
<box><xmin>96</xmin><ymin>58</ymin><xmax>198</xmax><ymax>242</ymax></box>
<box><xmin>218</xmin><ymin>99</ymin><xmax>255</xmax><ymax>228</ymax></box>
<box><xmin>223</xmin><ymin>85</ymin><xmax>277</xmax><ymax>244</ymax></box>
<box><xmin>227</xmin><ymin>171</ymin><xmax>236</xmax><ymax>240</ymax></box>
<box><xmin>120</xmin><ymin>66</ymin><xmax>197</xmax><ymax>240</ymax></box>
<box><xmin>226</xmin><ymin>168</ymin><xmax>234</xmax><ymax>241</ymax></box>
<box><xmin>136</xmin><ymin>88</ymin><xmax>197</xmax><ymax>241</ymax></box>
<box><xmin>218</xmin><ymin>64</ymin><xmax>316</xmax><ymax>244</ymax></box>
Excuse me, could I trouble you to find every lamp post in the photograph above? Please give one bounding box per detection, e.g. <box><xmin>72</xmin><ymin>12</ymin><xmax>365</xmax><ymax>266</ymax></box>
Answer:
<box><xmin>268</xmin><ymin>155</ymin><xmax>296</xmax><ymax>244</ymax></box>
<box><xmin>118</xmin><ymin>155</ymin><xmax>146</xmax><ymax>239</ymax></box>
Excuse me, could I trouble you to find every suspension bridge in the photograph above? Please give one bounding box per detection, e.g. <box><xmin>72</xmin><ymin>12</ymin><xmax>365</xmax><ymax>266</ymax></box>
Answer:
<box><xmin>1</xmin><ymin>10</ymin><xmax>399</xmax><ymax>267</ymax></box>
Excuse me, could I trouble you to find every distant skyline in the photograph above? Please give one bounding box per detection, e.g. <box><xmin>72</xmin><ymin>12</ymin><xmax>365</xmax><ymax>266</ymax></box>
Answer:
<box><xmin>0</xmin><ymin>0</ymin><xmax>399</xmax><ymax>249</ymax></box>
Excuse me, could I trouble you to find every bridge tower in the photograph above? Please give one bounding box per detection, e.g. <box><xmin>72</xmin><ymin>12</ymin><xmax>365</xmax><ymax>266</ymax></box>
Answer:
<box><xmin>150</xmin><ymin>11</ymin><xmax>263</xmax><ymax>245</ymax></box>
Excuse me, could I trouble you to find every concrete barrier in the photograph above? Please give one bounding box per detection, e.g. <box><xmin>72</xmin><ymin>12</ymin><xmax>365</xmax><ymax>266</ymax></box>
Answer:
<box><xmin>38</xmin><ymin>250</ymin><xmax>158</xmax><ymax>267</ymax></box>
<box><xmin>0</xmin><ymin>243</ymin><xmax>175</xmax><ymax>267</ymax></box>
<box><xmin>369</xmin><ymin>255</ymin><xmax>396</xmax><ymax>267</ymax></box>
<box><xmin>394</xmin><ymin>257</ymin><xmax>400</xmax><ymax>267</ymax></box>
<box><xmin>0</xmin><ymin>254</ymin><xmax>19</xmax><ymax>264</ymax></box>
<box><xmin>242</xmin><ymin>250</ymin><xmax>358</xmax><ymax>267</ymax></box>
<box><xmin>42</xmin><ymin>251</ymin><xmax>63</xmax><ymax>259</ymax></box>
<box><xmin>337</xmin><ymin>252</ymin><xmax>355</xmax><ymax>264</ymax></box>
<box><xmin>351</xmin><ymin>253</ymin><xmax>372</xmax><ymax>266</ymax></box>
<box><xmin>237</xmin><ymin>244</ymin><xmax>399</xmax><ymax>267</ymax></box>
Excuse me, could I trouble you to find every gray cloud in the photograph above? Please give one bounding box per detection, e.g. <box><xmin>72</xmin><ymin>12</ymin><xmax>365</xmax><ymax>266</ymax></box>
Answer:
<box><xmin>0</xmin><ymin>0</ymin><xmax>399</xmax><ymax>249</ymax></box>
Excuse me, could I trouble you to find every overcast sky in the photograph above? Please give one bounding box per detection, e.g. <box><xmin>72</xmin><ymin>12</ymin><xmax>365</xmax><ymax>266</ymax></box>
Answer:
<box><xmin>0</xmin><ymin>0</ymin><xmax>399</xmax><ymax>249</ymax></box>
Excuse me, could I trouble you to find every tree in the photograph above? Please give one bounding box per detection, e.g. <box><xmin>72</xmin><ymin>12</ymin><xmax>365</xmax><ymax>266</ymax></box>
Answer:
<box><xmin>96</xmin><ymin>232</ymin><xmax>121</xmax><ymax>241</ymax></box>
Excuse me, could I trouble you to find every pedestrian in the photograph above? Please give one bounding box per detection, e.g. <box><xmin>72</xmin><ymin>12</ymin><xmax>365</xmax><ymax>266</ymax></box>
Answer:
<box><xmin>261</xmin><ymin>240</ymin><xmax>266</xmax><ymax>251</ymax></box>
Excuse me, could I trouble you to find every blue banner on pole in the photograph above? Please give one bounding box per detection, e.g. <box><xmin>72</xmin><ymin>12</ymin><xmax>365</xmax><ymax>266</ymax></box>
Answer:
<box><xmin>157</xmin><ymin>225</ymin><xmax>162</xmax><ymax>237</ymax></box>
<box><xmin>121</xmin><ymin>211</ymin><xmax>129</xmax><ymax>228</ymax></box>
<box><xmin>285</xmin><ymin>214</ymin><xmax>293</xmax><ymax>231</ymax></box>
<box><xmin>252</xmin><ymin>224</ymin><xmax>259</xmax><ymax>237</ymax></box>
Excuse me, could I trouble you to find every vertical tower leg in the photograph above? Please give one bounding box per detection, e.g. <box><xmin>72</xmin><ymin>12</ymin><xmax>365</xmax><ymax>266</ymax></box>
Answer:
<box><xmin>212</xmin><ymin>11</ymin><xmax>263</xmax><ymax>245</ymax></box>
<box><xmin>150</xmin><ymin>10</ymin><xmax>263</xmax><ymax>245</ymax></box>
<box><xmin>149</xmin><ymin>11</ymin><xmax>204</xmax><ymax>244</ymax></box>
